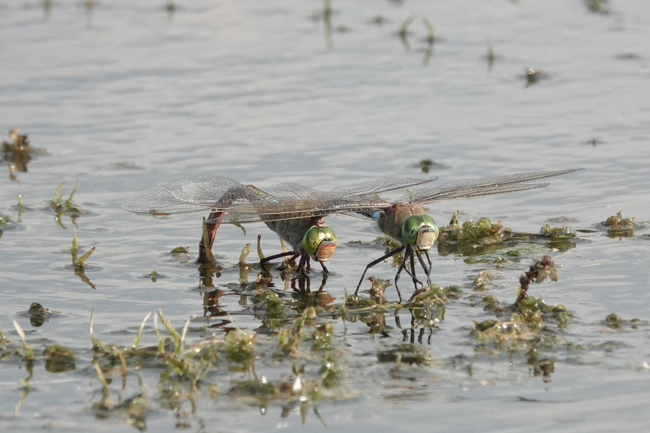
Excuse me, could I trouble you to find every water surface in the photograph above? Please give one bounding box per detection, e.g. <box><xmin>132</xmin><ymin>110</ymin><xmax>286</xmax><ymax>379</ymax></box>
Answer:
<box><xmin>1</xmin><ymin>0</ymin><xmax>649</xmax><ymax>431</ymax></box>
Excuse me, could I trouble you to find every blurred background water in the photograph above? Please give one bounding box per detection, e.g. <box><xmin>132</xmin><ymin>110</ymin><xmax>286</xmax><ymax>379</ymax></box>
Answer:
<box><xmin>1</xmin><ymin>0</ymin><xmax>649</xmax><ymax>431</ymax></box>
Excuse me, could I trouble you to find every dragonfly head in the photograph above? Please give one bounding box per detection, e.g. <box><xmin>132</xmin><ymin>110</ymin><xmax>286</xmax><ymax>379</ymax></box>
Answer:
<box><xmin>401</xmin><ymin>214</ymin><xmax>439</xmax><ymax>252</ymax></box>
<box><xmin>302</xmin><ymin>225</ymin><xmax>338</xmax><ymax>262</ymax></box>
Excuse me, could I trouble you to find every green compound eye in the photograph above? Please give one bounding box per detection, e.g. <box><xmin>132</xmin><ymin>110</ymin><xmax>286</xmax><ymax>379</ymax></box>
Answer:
<box><xmin>302</xmin><ymin>225</ymin><xmax>337</xmax><ymax>255</ymax></box>
<box><xmin>401</xmin><ymin>214</ymin><xmax>439</xmax><ymax>251</ymax></box>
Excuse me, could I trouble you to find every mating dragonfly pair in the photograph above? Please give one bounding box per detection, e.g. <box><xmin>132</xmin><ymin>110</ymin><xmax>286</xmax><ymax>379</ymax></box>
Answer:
<box><xmin>121</xmin><ymin>169</ymin><xmax>581</xmax><ymax>302</ymax></box>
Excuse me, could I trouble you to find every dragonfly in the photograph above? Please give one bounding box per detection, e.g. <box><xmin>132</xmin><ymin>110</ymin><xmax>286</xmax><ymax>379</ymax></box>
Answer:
<box><xmin>347</xmin><ymin>168</ymin><xmax>583</xmax><ymax>302</ymax></box>
<box><xmin>120</xmin><ymin>175</ymin><xmax>435</xmax><ymax>274</ymax></box>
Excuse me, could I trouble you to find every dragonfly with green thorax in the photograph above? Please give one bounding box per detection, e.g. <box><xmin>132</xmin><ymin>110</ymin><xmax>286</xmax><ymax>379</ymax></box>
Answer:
<box><xmin>347</xmin><ymin>168</ymin><xmax>583</xmax><ymax>301</ymax></box>
<box><xmin>120</xmin><ymin>176</ymin><xmax>434</xmax><ymax>274</ymax></box>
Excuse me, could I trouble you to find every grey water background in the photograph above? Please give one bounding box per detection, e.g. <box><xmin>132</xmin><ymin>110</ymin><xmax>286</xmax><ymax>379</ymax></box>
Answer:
<box><xmin>1</xmin><ymin>0</ymin><xmax>650</xmax><ymax>431</ymax></box>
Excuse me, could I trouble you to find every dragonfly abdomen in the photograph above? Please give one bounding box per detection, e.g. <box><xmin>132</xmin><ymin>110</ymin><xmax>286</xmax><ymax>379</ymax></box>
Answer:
<box><xmin>265</xmin><ymin>217</ymin><xmax>319</xmax><ymax>253</ymax></box>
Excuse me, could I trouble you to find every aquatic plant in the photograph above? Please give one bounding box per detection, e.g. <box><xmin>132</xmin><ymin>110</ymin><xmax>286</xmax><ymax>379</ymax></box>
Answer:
<box><xmin>50</xmin><ymin>180</ymin><xmax>85</xmax><ymax>228</ymax></box>
<box><xmin>515</xmin><ymin>255</ymin><xmax>557</xmax><ymax>306</ymax></box>
<box><xmin>2</xmin><ymin>127</ymin><xmax>45</xmax><ymax>180</ymax></box>
<box><xmin>602</xmin><ymin>211</ymin><xmax>635</xmax><ymax>237</ymax></box>
<box><xmin>584</xmin><ymin>0</ymin><xmax>610</xmax><ymax>14</ymax></box>
<box><xmin>397</xmin><ymin>15</ymin><xmax>415</xmax><ymax>50</ymax></box>
<box><xmin>70</xmin><ymin>229</ymin><xmax>96</xmax><ymax>289</ymax></box>
<box><xmin>524</xmin><ymin>68</ymin><xmax>549</xmax><ymax>87</ymax></box>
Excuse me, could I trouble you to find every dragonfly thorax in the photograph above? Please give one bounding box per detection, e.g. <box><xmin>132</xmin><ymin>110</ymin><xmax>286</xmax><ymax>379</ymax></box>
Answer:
<box><xmin>301</xmin><ymin>225</ymin><xmax>337</xmax><ymax>262</ymax></box>
<box><xmin>401</xmin><ymin>214</ymin><xmax>439</xmax><ymax>252</ymax></box>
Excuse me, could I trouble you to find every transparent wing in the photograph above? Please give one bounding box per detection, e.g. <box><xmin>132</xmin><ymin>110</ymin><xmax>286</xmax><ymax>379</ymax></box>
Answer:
<box><xmin>264</xmin><ymin>182</ymin><xmax>319</xmax><ymax>199</ymax></box>
<box><xmin>120</xmin><ymin>175</ymin><xmax>263</xmax><ymax>215</ymax></box>
<box><xmin>395</xmin><ymin>169</ymin><xmax>583</xmax><ymax>204</ymax></box>
<box><xmin>332</xmin><ymin>177</ymin><xmax>437</xmax><ymax>197</ymax></box>
<box><xmin>339</xmin><ymin>211</ymin><xmax>375</xmax><ymax>221</ymax></box>
<box><xmin>202</xmin><ymin>177</ymin><xmax>434</xmax><ymax>224</ymax></box>
<box><xmin>122</xmin><ymin>175</ymin><xmax>436</xmax><ymax>222</ymax></box>
<box><xmin>218</xmin><ymin>192</ymin><xmax>392</xmax><ymax>224</ymax></box>
<box><xmin>261</xmin><ymin>177</ymin><xmax>436</xmax><ymax>200</ymax></box>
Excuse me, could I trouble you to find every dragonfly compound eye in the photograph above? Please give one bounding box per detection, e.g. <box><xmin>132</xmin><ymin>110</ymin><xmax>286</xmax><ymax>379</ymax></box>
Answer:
<box><xmin>302</xmin><ymin>226</ymin><xmax>338</xmax><ymax>261</ymax></box>
<box><xmin>402</xmin><ymin>214</ymin><xmax>439</xmax><ymax>251</ymax></box>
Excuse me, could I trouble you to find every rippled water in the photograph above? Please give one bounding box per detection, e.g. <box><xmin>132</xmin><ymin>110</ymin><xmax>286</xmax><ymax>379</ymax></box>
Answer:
<box><xmin>1</xmin><ymin>0</ymin><xmax>650</xmax><ymax>431</ymax></box>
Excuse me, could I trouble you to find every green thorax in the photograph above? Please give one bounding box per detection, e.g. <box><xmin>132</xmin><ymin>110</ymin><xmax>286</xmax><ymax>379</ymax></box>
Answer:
<box><xmin>301</xmin><ymin>225</ymin><xmax>337</xmax><ymax>255</ymax></box>
<box><xmin>401</xmin><ymin>214</ymin><xmax>439</xmax><ymax>251</ymax></box>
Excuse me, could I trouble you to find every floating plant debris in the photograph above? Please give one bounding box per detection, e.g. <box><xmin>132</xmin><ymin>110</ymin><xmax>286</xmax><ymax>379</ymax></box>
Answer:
<box><xmin>43</xmin><ymin>345</ymin><xmax>76</xmax><ymax>373</ymax></box>
<box><xmin>24</xmin><ymin>302</ymin><xmax>53</xmax><ymax>327</ymax></box>
<box><xmin>487</xmin><ymin>44</ymin><xmax>496</xmax><ymax>69</ymax></box>
<box><xmin>397</xmin><ymin>15</ymin><xmax>416</xmax><ymax>50</ymax></box>
<box><xmin>524</xmin><ymin>68</ymin><xmax>549</xmax><ymax>87</ymax></box>
<box><xmin>515</xmin><ymin>255</ymin><xmax>557</xmax><ymax>306</ymax></box>
<box><xmin>421</xmin><ymin>18</ymin><xmax>435</xmax><ymax>45</ymax></box>
<box><xmin>437</xmin><ymin>211</ymin><xmax>577</xmax><ymax>257</ymax></box>
<box><xmin>584</xmin><ymin>138</ymin><xmax>604</xmax><ymax>146</ymax></box>
<box><xmin>412</xmin><ymin>158</ymin><xmax>446</xmax><ymax>173</ymax></box>
<box><xmin>584</xmin><ymin>0</ymin><xmax>611</xmax><ymax>14</ymax></box>
<box><xmin>2</xmin><ymin>127</ymin><xmax>46</xmax><ymax>180</ymax></box>
<box><xmin>602</xmin><ymin>211</ymin><xmax>635</xmax><ymax>237</ymax></box>
<box><xmin>70</xmin><ymin>229</ymin><xmax>96</xmax><ymax>289</ymax></box>
<box><xmin>50</xmin><ymin>179</ymin><xmax>87</xmax><ymax>228</ymax></box>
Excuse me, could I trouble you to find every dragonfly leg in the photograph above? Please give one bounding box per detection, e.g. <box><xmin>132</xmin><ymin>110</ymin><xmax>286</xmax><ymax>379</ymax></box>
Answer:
<box><xmin>424</xmin><ymin>250</ymin><xmax>433</xmax><ymax>281</ymax></box>
<box><xmin>393</xmin><ymin>248</ymin><xmax>412</xmax><ymax>303</ymax></box>
<box><xmin>318</xmin><ymin>261</ymin><xmax>329</xmax><ymax>274</ymax></box>
<box><xmin>402</xmin><ymin>247</ymin><xmax>424</xmax><ymax>289</ymax></box>
<box><xmin>415</xmin><ymin>250</ymin><xmax>431</xmax><ymax>285</ymax></box>
<box><xmin>425</xmin><ymin>250</ymin><xmax>432</xmax><ymax>269</ymax></box>
<box><xmin>260</xmin><ymin>251</ymin><xmax>298</xmax><ymax>270</ymax></box>
<box><xmin>354</xmin><ymin>246</ymin><xmax>405</xmax><ymax>297</ymax></box>
<box><xmin>295</xmin><ymin>254</ymin><xmax>309</xmax><ymax>275</ymax></box>
<box><xmin>409</xmin><ymin>251</ymin><xmax>422</xmax><ymax>289</ymax></box>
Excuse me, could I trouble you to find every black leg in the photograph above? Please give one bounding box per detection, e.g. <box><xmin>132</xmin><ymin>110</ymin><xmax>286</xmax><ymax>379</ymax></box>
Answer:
<box><xmin>408</xmin><ymin>251</ymin><xmax>421</xmax><ymax>289</ymax></box>
<box><xmin>318</xmin><ymin>261</ymin><xmax>329</xmax><ymax>274</ymax></box>
<box><xmin>402</xmin><ymin>246</ymin><xmax>425</xmax><ymax>288</ymax></box>
<box><xmin>415</xmin><ymin>250</ymin><xmax>431</xmax><ymax>285</ymax></box>
<box><xmin>295</xmin><ymin>254</ymin><xmax>309</xmax><ymax>274</ymax></box>
<box><xmin>392</xmin><ymin>248</ymin><xmax>412</xmax><ymax>303</ymax></box>
<box><xmin>354</xmin><ymin>246</ymin><xmax>405</xmax><ymax>296</ymax></box>
<box><xmin>425</xmin><ymin>250</ymin><xmax>432</xmax><ymax>268</ymax></box>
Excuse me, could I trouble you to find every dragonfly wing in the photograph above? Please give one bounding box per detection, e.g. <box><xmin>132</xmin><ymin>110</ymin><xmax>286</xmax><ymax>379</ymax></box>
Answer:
<box><xmin>333</xmin><ymin>177</ymin><xmax>437</xmax><ymax>197</ymax></box>
<box><xmin>339</xmin><ymin>211</ymin><xmax>375</xmax><ymax>221</ymax></box>
<box><xmin>218</xmin><ymin>193</ymin><xmax>392</xmax><ymax>224</ymax></box>
<box><xmin>395</xmin><ymin>169</ymin><xmax>583</xmax><ymax>204</ymax></box>
<box><xmin>265</xmin><ymin>182</ymin><xmax>319</xmax><ymax>199</ymax></box>
<box><xmin>214</xmin><ymin>178</ymin><xmax>437</xmax><ymax>224</ymax></box>
<box><xmin>120</xmin><ymin>175</ymin><xmax>262</xmax><ymax>215</ymax></box>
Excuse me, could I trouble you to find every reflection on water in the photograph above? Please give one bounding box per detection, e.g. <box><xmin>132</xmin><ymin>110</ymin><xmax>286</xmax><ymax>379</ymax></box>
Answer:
<box><xmin>85</xmin><ymin>0</ymin><xmax>95</xmax><ymax>30</ymax></box>
<box><xmin>43</xmin><ymin>0</ymin><xmax>51</xmax><ymax>20</ymax></box>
